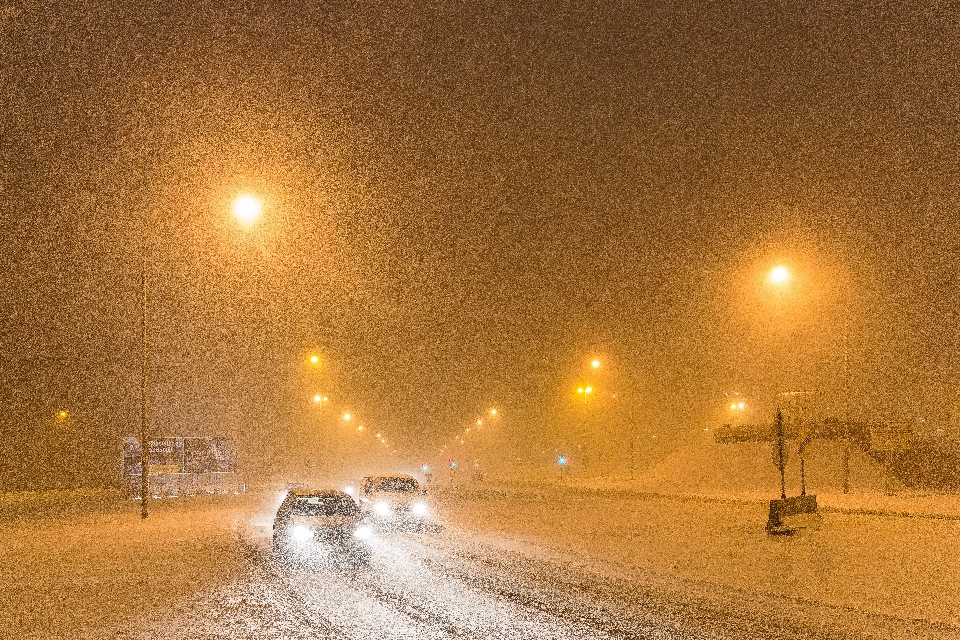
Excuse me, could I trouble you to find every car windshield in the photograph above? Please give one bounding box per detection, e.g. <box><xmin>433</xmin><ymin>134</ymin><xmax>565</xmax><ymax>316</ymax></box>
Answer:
<box><xmin>375</xmin><ymin>477</ymin><xmax>419</xmax><ymax>493</ymax></box>
<box><xmin>290</xmin><ymin>495</ymin><xmax>359</xmax><ymax>517</ymax></box>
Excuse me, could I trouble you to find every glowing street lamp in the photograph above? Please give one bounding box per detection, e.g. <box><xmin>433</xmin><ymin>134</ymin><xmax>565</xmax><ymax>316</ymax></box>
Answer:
<box><xmin>591</xmin><ymin>359</ymin><xmax>601</xmax><ymax>369</ymax></box>
<box><xmin>233</xmin><ymin>194</ymin><xmax>262</xmax><ymax>226</ymax></box>
<box><xmin>489</xmin><ymin>408</ymin><xmax>498</xmax><ymax>416</ymax></box>
<box><xmin>57</xmin><ymin>410</ymin><xmax>69</xmax><ymax>421</ymax></box>
<box><xmin>343</xmin><ymin>413</ymin><xmax>351</xmax><ymax>422</ymax></box>
<box><xmin>308</xmin><ymin>354</ymin><xmax>321</xmax><ymax>366</ymax></box>
<box><xmin>769</xmin><ymin>265</ymin><xmax>790</xmax><ymax>285</ymax></box>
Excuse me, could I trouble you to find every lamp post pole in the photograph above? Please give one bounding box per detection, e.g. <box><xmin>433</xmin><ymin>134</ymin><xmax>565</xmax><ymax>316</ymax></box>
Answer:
<box><xmin>841</xmin><ymin>303</ymin><xmax>851</xmax><ymax>494</ymax></box>
<box><xmin>776</xmin><ymin>408</ymin><xmax>786</xmax><ymax>500</ymax></box>
<box><xmin>140</xmin><ymin>253</ymin><xmax>149</xmax><ymax>520</ymax></box>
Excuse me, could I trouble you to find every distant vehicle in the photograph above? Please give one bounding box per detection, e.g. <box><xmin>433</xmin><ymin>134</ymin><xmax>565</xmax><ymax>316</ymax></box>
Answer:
<box><xmin>359</xmin><ymin>473</ymin><xmax>435</xmax><ymax>528</ymax></box>
<box><xmin>272</xmin><ymin>488</ymin><xmax>373</xmax><ymax>562</ymax></box>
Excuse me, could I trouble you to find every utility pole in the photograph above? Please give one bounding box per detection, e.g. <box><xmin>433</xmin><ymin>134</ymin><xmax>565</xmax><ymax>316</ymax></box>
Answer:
<box><xmin>842</xmin><ymin>307</ymin><xmax>851</xmax><ymax>494</ymax></box>
<box><xmin>140</xmin><ymin>254</ymin><xmax>149</xmax><ymax>520</ymax></box>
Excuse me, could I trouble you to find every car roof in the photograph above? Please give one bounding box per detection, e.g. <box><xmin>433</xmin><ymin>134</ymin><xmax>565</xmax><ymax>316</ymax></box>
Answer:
<box><xmin>287</xmin><ymin>488</ymin><xmax>351</xmax><ymax>498</ymax></box>
<box><xmin>363</xmin><ymin>473</ymin><xmax>416</xmax><ymax>480</ymax></box>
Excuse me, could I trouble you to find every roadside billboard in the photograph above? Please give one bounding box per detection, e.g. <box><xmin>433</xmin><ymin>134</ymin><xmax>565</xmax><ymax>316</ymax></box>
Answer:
<box><xmin>183</xmin><ymin>437</ymin><xmax>237</xmax><ymax>473</ymax></box>
<box><xmin>122</xmin><ymin>436</ymin><xmax>237</xmax><ymax>476</ymax></box>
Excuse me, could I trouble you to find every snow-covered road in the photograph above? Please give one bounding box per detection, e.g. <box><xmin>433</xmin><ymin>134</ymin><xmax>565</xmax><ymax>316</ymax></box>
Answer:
<box><xmin>91</xmin><ymin>512</ymin><xmax>711</xmax><ymax>640</ymax></box>
<box><xmin>4</xmin><ymin>486</ymin><xmax>959</xmax><ymax>639</ymax></box>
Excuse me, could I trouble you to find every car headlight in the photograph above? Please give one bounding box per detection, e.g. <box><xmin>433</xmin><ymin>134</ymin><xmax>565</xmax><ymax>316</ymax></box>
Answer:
<box><xmin>291</xmin><ymin>525</ymin><xmax>314</xmax><ymax>542</ymax></box>
<box><xmin>374</xmin><ymin>501</ymin><xmax>392</xmax><ymax>516</ymax></box>
<box><xmin>411</xmin><ymin>502</ymin><xmax>428</xmax><ymax>516</ymax></box>
<box><xmin>354</xmin><ymin>525</ymin><xmax>373</xmax><ymax>540</ymax></box>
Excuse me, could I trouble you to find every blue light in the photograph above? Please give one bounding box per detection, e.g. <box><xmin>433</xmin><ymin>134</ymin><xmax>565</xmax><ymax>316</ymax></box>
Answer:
<box><xmin>422</xmin><ymin>464</ymin><xmax>430</xmax><ymax>473</ymax></box>
<box><xmin>557</xmin><ymin>455</ymin><xmax>568</xmax><ymax>466</ymax></box>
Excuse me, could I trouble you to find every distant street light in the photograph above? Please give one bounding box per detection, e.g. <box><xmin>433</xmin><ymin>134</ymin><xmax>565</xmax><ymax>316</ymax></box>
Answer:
<box><xmin>309</xmin><ymin>354</ymin><xmax>321</xmax><ymax>366</ymax></box>
<box><xmin>343</xmin><ymin>413</ymin><xmax>351</xmax><ymax>421</ymax></box>
<box><xmin>57</xmin><ymin>410</ymin><xmax>69</xmax><ymax>421</ymax></box>
<box><xmin>591</xmin><ymin>359</ymin><xmax>601</xmax><ymax>369</ymax></box>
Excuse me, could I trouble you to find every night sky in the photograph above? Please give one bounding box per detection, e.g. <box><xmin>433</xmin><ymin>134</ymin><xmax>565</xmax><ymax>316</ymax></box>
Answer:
<box><xmin>2</xmin><ymin>1</ymin><xmax>959</xmax><ymax>486</ymax></box>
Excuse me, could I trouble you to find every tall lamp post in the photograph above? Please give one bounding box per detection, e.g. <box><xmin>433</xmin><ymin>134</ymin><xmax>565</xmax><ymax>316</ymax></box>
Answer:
<box><xmin>576</xmin><ymin>384</ymin><xmax>593</xmax><ymax>473</ymax></box>
<box><xmin>140</xmin><ymin>253</ymin><xmax>148</xmax><ymax>519</ymax></box>
<box><xmin>767</xmin><ymin>263</ymin><xmax>854</xmax><ymax>494</ymax></box>
<box><xmin>138</xmin><ymin>193</ymin><xmax>263</xmax><ymax>520</ymax></box>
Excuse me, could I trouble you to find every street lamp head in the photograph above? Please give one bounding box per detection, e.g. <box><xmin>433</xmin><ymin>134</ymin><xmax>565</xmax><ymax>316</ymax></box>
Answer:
<box><xmin>769</xmin><ymin>265</ymin><xmax>790</xmax><ymax>285</ymax></box>
<box><xmin>343</xmin><ymin>413</ymin><xmax>351</xmax><ymax>421</ymax></box>
<box><xmin>233</xmin><ymin>194</ymin><xmax>262</xmax><ymax>226</ymax></box>
<box><xmin>57</xmin><ymin>410</ymin><xmax>68</xmax><ymax>421</ymax></box>
<box><xmin>313</xmin><ymin>394</ymin><xmax>322</xmax><ymax>404</ymax></box>
<box><xmin>489</xmin><ymin>408</ymin><xmax>497</xmax><ymax>416</ymax></box>
<box><xmin>591</xmin><ymin>359</ymin><xmax>601</xmax><ymax>369</ymax></box>
<box><xmin>308</xmin><ymin>354</ymin><xmax>321</xmax><ymax>366</ymax></box>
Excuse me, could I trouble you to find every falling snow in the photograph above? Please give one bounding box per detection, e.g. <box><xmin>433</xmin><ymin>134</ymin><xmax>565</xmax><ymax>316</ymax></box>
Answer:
<box><xmin>2</xmin><ymin>2</ymin><xmax>960</xmax><ymax>638</ymax></box>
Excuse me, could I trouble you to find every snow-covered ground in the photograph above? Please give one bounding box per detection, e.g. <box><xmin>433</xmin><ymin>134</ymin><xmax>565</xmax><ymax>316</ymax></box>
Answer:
<box><xmin>0</xmin><ymin>497</ymin><xmax>251</xmax><ymax>640</ymax></box>
<box><xmin>438</xmin><ymin>483</ymin><xmax>960</xmax><ymax>633</ymax></box>
<box><xmin>3</xmin><ymin>467</ymin><xmax>959</xmax><ymax>639</ymax></box>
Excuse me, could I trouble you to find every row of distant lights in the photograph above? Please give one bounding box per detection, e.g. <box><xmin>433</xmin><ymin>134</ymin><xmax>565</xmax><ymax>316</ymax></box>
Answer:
<box><xmin>305</xmin><ymin>353</ymin><xmax>392</xmax><ymax>449</ymax></box>
<box><xmin>443</xmin><ymin>407</ymin><xmax>500</xmax><ymax>449</ymax></box>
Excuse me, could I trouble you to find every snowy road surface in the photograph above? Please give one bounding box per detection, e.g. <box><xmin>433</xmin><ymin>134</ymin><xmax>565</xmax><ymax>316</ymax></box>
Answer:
<box><xmin>3</xmin><ymin>486</ymin><xmax>959</xmax><ymax>639</ymax></box>
<box><xmin>103</xmin><ymin>526</ymin><xmax>709</xmax><ymax>640</ymax></box>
